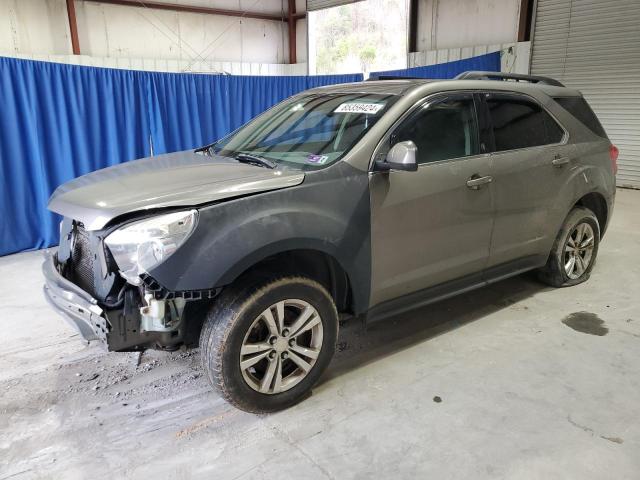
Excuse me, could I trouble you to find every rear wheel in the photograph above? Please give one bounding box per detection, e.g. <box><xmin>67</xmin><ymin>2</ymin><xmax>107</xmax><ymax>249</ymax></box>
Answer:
<box><xmin>199</xmin><ymin>276</ymin><xmax>338</xmax><ymax>413</ymax></box>
<box><xmin>538</xmin><ymin>207</ymin><xmax>600</xmax><ymax>287</ymax></box>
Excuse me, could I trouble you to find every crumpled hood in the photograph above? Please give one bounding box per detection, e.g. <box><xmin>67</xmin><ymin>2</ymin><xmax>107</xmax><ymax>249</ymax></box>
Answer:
<box><xmin>48</xmin><ymin>150</ymin><xmax>305</xmax><ymax>230</ymax></box>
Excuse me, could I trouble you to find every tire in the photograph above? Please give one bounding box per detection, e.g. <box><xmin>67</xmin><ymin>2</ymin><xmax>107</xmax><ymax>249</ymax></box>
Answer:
<box><xmin>538</xmin><ymin>206</ymin><xmax>600</xmax><ymax>288</ymax></box>
<box><xmin>199</xmin><ymin>276</ymin><xmax>338</xmax><ymax>413</ymax></box>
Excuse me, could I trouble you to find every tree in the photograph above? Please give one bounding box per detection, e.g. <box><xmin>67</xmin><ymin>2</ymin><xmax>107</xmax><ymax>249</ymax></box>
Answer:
<box><xmin>312</xmin><ymin>0</ymin><xmax>408</xmax><ymax>75</ymax></box>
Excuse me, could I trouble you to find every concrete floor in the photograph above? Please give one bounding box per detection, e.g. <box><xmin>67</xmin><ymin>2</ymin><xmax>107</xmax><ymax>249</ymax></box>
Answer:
<box><xmin>1</xmin><ymin>188</ymin><xmax>639</xmax><ymax>480</ymax></box>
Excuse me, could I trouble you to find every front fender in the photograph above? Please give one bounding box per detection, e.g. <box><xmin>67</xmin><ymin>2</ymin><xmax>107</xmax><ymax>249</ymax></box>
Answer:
<box><xmin>148</xmin><ymin>162</ymin><xmax>372</xmax><ymax>312</ymax></box>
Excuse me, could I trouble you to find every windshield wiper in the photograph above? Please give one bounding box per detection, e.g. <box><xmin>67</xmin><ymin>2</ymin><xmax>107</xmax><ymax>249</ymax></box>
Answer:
<box><xmin>235</xmin><ymin>153</ymin><xmax>277</xmax><ymax>169</ymax></box>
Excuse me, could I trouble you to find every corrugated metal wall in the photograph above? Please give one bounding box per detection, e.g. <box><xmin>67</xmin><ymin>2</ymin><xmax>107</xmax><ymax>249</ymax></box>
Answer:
<box><xmin>530</xmin><ymin>0</ymin><xmax>640</xmax><ymax>188</ymax></box>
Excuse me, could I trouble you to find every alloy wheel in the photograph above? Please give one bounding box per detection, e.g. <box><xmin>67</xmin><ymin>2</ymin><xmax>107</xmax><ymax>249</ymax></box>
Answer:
<box><xmin>564</xmin><ymin>222</ymin><xmax>595</xmax><ymax>279</ymax></box>
<box><xmin>240</xmin><ymin>299</ymin><xmax>323</xmax><ymax>394</ymax></box>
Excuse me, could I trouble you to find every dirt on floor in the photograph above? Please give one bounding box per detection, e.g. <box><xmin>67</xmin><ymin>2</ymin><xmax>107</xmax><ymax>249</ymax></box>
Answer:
<box><xmin>0</xmin><ymin>259</ymin><xmax>376</xmax><ymax>479</ymax></box>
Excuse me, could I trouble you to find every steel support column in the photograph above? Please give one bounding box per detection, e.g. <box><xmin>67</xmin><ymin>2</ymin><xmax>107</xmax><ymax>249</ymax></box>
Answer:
<box><xmin>66</xmin><ymin>0</ymin><xmax>81</xmax><ymax>55</ymax></box>
<box><xmin>408</xmin><ymin>0</ymin><xmax>418</xmax><ymax>53</ymax></box>
<box><xmin>288</xmin><ymin>0</ymin><xmax>297</xmax><ymax>64</ymax></box>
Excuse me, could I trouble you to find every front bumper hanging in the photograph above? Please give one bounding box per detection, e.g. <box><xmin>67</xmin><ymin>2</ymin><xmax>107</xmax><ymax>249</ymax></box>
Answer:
<box><xmin>42</xmin><ymin>253</ymin><xmax>109</xmax><ymax>343</ymax></box>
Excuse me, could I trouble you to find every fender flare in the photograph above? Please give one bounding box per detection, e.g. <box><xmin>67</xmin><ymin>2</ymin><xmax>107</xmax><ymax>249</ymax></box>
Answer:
<box><xmin>214</xmin><ymin>238</ymin><xmax>367</xmax><ymax>313</ymax></box>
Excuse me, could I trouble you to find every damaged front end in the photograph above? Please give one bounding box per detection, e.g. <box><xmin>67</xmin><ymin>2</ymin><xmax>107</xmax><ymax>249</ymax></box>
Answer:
<box><xmin>43</xmin><ymin>215</ymin><xmax>215</xmax><ymax>351</ymax></box>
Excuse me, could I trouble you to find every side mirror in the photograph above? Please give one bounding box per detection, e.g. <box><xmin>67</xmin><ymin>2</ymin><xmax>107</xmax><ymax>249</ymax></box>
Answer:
<box><xmin>377</xmin><ymin>140</ymin><xmax>418</xmax><ymax>172</ymax></box>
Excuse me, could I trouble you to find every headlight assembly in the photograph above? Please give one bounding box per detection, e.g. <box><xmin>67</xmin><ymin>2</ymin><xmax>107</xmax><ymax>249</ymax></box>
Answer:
<box><xmin>105</xmin><ymin>210</ymin><xmax>198</xmax><ymax>285</ymax></box>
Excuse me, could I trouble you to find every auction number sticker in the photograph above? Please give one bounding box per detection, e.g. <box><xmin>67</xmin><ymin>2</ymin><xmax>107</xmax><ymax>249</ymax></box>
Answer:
<box><xmin>334</xmin><ymin>102</ymin><xmax>384</xmax><ymax>114</ymax></box>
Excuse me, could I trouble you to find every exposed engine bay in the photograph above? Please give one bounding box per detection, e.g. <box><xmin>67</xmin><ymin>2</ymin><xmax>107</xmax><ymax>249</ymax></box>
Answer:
<box><xmin>51</xmin><ymin>218</ymin><xmax>214</xmax><ymax>351</ymax></box>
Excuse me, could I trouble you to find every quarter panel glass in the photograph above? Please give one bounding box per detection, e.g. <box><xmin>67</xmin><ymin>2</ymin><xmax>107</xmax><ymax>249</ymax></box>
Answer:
<box><xmin>553</xmin><ymin>96</ymin><xmax>608</xmax><ymax>138</ymax></box>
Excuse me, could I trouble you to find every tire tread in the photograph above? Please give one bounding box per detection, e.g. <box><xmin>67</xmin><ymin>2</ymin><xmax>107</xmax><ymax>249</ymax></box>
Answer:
<box><xmin>199</xmin><ymin>275</ymin><xmax>337</xmax><ymax>413</ymax></box>
<box><xmin>538</xmin><ymin>206</ymin><xmax>600</xmax><ymax>288</ymax></box>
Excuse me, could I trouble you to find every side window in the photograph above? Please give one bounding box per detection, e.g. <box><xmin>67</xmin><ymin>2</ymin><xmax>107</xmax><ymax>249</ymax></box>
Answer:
<box><xmin>392</xmin><ymin>96</ymin><xmax>479</xmax><ymax>164</ymax></box>
<box><xmin>486</xmin><ymin>95</ymin><xmax>565</xmax><ymax>152</ymax></box>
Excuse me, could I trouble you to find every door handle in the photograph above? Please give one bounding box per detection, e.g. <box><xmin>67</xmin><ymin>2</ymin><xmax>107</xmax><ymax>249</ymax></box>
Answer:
<box><xmin>551</xmin><ymin>156</ymin><xmax>570</xmax><ymax>167</ymax></box>
<box><xmin>466</xmin><ymin>175</ymin><xmax>493</xmax><ymax>190</ymax></box>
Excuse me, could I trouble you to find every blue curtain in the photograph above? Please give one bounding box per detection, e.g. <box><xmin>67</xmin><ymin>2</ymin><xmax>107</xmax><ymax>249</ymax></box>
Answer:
<box><xmin>370</xmin><ymin>51</ymin><xmax>500</xmax><ymax>79</ymax></box>
<box><xmin>147</xmin><ymin>72</ymin><xmax>364</xmax><ymax>155</ymax></box>
<box><xmin>0</xmin><ymin>56</ymin><xmax>362</xmax><ymax>256</ymax></box>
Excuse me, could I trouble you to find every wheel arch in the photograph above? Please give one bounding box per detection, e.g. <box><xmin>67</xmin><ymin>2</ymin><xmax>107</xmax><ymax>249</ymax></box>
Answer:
<box><xmin>217</xmin><ymin>241</ymin><xmax>363</xmax><ymax>316</ymax></box>
<box><xmin>573</xmin><ymin>191</ymin><xmax>609</xmax><ymax>238</ymax></box>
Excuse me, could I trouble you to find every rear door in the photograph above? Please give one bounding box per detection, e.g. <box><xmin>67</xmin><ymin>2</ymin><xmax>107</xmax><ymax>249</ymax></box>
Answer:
<box><xmin>481</xmin><ymin>92</ymin><xmax>574</xmax><ymax>271</ymax></box>
<box><xmin>369</xmin><ymin>93</ymin><xmax>495</xmax><ymax>306</ymax></box>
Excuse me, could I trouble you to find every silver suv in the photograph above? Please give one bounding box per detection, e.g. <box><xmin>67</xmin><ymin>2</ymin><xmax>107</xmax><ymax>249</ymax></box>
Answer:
<box><xmin>43</xmin><ymin>71</ymin><xmax>617</xmax><ymax>412</ymax></box>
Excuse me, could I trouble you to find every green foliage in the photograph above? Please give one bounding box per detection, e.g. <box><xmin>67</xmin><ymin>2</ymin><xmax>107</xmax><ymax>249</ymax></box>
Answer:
<box><xmin>312</xmin><ymin>0</ymin><xmax>408</xmax><ymax>74</ymax></box>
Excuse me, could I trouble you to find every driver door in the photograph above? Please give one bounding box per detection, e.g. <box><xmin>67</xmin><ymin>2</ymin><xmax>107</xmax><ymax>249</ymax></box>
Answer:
<box><xmin>369</xmin><ymin>93</ymin><xmax>495</xmax><ymax>307</ymax></box>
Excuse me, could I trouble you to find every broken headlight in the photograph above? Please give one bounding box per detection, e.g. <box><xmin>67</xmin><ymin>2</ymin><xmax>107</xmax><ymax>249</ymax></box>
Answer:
<box><xmin>105</xmin><ymin>210</ymin><xmax>198</xmax><ymax>285</ymax></box>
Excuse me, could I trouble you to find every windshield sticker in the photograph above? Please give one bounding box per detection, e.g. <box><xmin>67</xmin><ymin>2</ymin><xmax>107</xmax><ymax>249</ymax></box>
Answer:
<box><xmin>334</xmin><ymin>102</ymin><xmax>384</xmax><ymax>114</ymax></box>
<box><xmin>306</xmin><ymin>154</ymin><xmax>329</xmax><ymax>165</ymax></box>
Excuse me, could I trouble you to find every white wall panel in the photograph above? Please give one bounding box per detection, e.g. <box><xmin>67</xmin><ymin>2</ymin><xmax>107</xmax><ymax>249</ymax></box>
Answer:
<box><xmin>415</xmin><ymin>0</ymin><xmax>522</xmax><ymax>51</ymax></box>
<box><xmin>75</xmin><ymin>0</ymin><xmax>289</xmax><ymax>64</ymax></box>
<box><xmin>0</xmin><ymin>0</ymin><xmax>307</xmax><ymax>72</ymax></box>
<box><xmin>3</xmin><ymin>51</ymin><xmax>308</xmax><ymax>75</ymax></box>
<box><xmin>0</xmin><ymin>0</ymin><xmax>72</xmax><ymax>55</ymax></box>
<box><xmin>408</xmin><ymin>41</ymin><xmax>531</xmax><ymax>74</ymax></box>
<box><xmin>296</xmin><ymin>17</ymin><xmax>308</xmax><ymax>63</ymax></box>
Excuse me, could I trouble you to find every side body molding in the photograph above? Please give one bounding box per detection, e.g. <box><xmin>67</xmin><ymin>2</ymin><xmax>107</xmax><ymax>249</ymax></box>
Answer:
<box><xmin>148</xmin><ymin>162</ymin><xmax>373</xmax><ymax>314</ymax></box>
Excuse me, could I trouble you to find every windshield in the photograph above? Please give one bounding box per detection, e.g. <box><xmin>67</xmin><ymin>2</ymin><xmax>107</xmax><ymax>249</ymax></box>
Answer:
<box><xmin>211</xmin><ymin>93</ymin><xmax>397</xmax><ymax>169</ymax></box>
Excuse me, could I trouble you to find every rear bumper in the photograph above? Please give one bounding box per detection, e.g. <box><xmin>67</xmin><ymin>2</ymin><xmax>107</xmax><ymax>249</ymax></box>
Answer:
<box><xmin>42</xmin><ymin>253</ymin><xmax>108</xmax><ymax>343</ymax></box>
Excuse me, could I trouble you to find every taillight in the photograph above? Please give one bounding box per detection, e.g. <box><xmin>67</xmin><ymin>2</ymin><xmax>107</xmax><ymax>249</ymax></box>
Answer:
<box><xmin>609</xmin><ymin>144</ymin><xmax>619</xmax><ymax>174</ymax></box>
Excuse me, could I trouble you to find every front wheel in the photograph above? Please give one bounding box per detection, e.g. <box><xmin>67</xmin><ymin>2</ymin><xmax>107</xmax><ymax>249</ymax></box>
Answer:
<box><xmin>199</xmin><ymin>276</ymin><xmax>338</xmax><ymax>413</ymax></box>
<box><xmin>538</xmin><ymin>206</ymin><xmax>600</xmax><ymax>287</ymax></box>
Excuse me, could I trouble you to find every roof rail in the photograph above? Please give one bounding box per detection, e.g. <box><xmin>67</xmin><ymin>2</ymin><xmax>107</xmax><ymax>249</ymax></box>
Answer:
<box><xmin>455</xmin><ymin>71</ymin><xmax>565</xmax><ymax>87</ymax></box>
<box><xmin>367</xmin><ymin>75</ymin><xmax>429</xmax><ymax>81</ymax></box>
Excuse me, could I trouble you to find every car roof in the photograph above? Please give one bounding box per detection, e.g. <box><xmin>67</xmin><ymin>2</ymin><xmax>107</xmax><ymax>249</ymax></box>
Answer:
<box><xmin>308</xmin><ymin>78</ymin><xmax>582</xmax><ymax>98</ymax></box>
<box><xmin>308</xmin><ymin>79</ymin><xmax>432</xmax><ymax>96</ymax></box>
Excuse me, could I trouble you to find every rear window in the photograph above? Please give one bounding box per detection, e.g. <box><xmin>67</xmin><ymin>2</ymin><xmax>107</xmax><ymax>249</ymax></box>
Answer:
<box><xmin>553</xmin><ymin>96</ymin><xmax>608</xmax><ymax>138</ymax></box>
